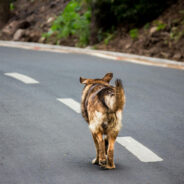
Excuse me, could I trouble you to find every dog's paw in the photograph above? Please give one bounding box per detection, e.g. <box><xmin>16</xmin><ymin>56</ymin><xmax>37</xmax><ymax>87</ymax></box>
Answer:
<box><xmin>92</xmin><ymin>158</ymin><xmax>99</xmax><ymax>165</ymax></box>
<box><xmin>99</xmin><ymin>159</ymin><xmax>106</xmax><ymax>167</ymax></box>
<box><xmin>100</xmin><ymin>164</ymin><xmax>116</xmax><ymax>170</ymax></box>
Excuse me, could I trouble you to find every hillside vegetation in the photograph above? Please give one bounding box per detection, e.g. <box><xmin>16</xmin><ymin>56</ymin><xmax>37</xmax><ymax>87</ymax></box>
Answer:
<box><xmin>0</xmin><ymin>0</ymin><xmax>184</xmax><ymax>62</ymax></box>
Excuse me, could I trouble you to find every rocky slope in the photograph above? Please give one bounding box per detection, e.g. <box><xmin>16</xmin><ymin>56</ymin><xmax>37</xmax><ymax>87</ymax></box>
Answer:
<box><xmin>97</xmin><ymin>0</ymin><xmax>184</xmax><ymax>62</ymax></box>
<box><xmin>0</xmin><ymin>0</ymin><xmax>183</xmax><ymax>62</ymax></box>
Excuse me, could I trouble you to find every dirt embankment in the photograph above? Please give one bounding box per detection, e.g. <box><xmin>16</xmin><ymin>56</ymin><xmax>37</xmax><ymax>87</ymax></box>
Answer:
<box><xmin>0</xmin><ymin>0</ymin><xmax>184</xmax><ymax>62</ymax></box>
<box><xmin>0</xmin><ymin>0</ymin><xmax>68</xmax><ymax>42</ymax></box>
<box><xmin>97</xmin><ymin>0</ymin><xmax>184</xmax><ymax>62</ymax></box>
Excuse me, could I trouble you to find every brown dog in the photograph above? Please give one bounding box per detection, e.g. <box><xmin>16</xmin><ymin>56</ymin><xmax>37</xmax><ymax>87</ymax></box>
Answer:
<box><xmin>80</xmin><ymin>73</ymin><xmax>125</xmax><ymax>169</ymax></box>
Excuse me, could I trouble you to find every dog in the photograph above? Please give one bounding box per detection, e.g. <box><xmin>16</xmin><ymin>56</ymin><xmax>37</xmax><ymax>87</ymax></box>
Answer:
<box><xmin>80</xmin><ymin>73</ymin><xmax>125</xmax><ymax>169</ymax></box>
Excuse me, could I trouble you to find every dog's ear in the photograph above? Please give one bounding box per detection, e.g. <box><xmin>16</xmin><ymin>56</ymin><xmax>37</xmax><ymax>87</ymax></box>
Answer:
<box><xmin>103</xmin><ymin>73</ymin><xmax>113</xmax><ymax>83</ymax></box>
<box><xmin>80</xmin><ymin>77</ymin><xmax>87</xmax><ymax>84</ymax></box>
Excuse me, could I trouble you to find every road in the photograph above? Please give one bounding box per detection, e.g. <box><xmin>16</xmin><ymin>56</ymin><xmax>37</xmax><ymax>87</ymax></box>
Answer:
<box><xmin>0</xmin><ymin>46</ymin><xmax>184</xmax><ymax>184</ymax></box>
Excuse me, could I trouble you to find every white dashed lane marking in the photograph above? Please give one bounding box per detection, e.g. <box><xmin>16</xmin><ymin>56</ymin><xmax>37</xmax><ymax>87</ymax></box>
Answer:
<box><xmin>116</xmin><ymin>137</ymin><xmax>163</xmax><ymax>162</ymax></box>
<box><xmin>57</xmin><ymin>98</ymin><xmax>81</xmax><ymax>113</ymax></box>
<box><xmin>58</xmin><ymin>98</ymin><xmax>163</xmax><ymax>163</ymax></box>
<box><xmin>4</xmin><ymin>72</ymin><xmax>39</xmax><ymax>84</ymax></box>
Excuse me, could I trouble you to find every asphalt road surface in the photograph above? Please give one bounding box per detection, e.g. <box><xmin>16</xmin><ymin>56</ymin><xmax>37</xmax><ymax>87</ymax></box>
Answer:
<box><xmin>0</xmin><ymin>46</ymin><xmax>184</xmax><ymax>184</ymax></box>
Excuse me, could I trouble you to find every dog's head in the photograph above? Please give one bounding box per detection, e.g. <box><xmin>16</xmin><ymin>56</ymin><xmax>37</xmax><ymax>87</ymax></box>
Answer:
<box><xmin>80</xmin><ymin>73</ymin><xmax>113</xmax><ymax>85</ymax></box>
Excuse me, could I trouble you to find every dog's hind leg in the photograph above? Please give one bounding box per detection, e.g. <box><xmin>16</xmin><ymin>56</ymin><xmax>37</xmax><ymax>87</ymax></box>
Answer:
<box><xmin>104</xmin><ymin>133</ymin><xmax>118</xmax><ymax>169</ymax></box>
<box><xmin>92</xmin><ymin>132</ymin><xmax>106</xmax><ymax>166</ymax></box>
<box><xmin>92</xmin><ymin>134</ymin><xmax>99</xmax><ymax>165</ymax></box>
<box><xmin>104</xmin><ymin>136</ymin><xmax>108</xmax><ymax>155</ymax></box>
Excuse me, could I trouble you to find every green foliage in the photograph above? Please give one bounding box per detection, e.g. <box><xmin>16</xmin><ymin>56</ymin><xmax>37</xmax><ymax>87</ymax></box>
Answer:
<box><xmin>10</xmin><ymin>3</ymin><xmax>14</xmax><ymax>11</ymax></box>
<box><xmin>154</xmin><ymin>20</ymin><xmax>167</xmax><ymax>31</ymax></box>
<box><xmin>104</xmin><ymin>33</ymin><xmax>114</xmax><ymax>45</ymax></box>
<box><xmin>88</xmin><ymin>0</ymin><xmax>174</xmax><ymax>31</ymax></box>
<box><xmin>44</xmin><ymin>0</ymin><xmax>91</xmax><ymax>47</ymax></box>
<box><xmin>170</xmin><ymin>27</ymin><xmax>184</xmax><ymax>42</ymax></box>
<box><xmin>129</xmin><ymin>28</ymin><xmax>139</xmax><ymax>39</ymax></box>
<box><xmin>10</xmin><ymin>0</ymin><xmax>17</xmax><ymax>11</ymax></box>
<box><xmin>157</xmin><ymin>23</ymin><xmax>166</xmax><ymax>31</ymax></box>
<box><xmin>144</xmin><ymin>23</ymin><xmax>150</xmax><ymax>30</ymax></box>
<box><xmin>179</xmin><ymin>10</ymin><xmax>184</xmax><ymax>15</ymax></box>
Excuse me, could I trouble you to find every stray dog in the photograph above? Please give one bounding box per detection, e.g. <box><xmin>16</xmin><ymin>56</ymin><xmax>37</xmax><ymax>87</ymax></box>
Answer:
<box><xmin>80</xmin><ymin>73</ymin><xmax>125</xmax><ymax>169</ymax></box>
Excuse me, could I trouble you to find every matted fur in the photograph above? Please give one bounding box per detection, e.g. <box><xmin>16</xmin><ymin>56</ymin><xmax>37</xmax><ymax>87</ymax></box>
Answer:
<box><xmin>80</xmin><ymin>73</ymin><xmax>125</xmax><ymax>169</ymax></box>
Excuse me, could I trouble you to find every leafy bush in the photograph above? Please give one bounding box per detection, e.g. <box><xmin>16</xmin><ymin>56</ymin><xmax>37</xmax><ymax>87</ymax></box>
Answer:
<box><xmin>10</xmin><ymin>3</ymin><xmax>14</xmax><ymax>11</ymax></box>
<box><xmin>129</xmin><ymin>28</ymin><xmax>139</xmax><ymax>39</ymax></box>
<box><xmin>103</xmin><ymin>33</ymin><xmax>114</xmax><ymax>45</ymax></box>
<box><xmin>44</xmin><ymin>0</ymin><xmax>91</xmax><ymax>47</ymax></box>
<box><xmin>153</xmin><ymin>21</ymin><xmax>167</xmax><ymax>31</ymax></box>
<box><xmin>10</xmin><ymin>0</ymin><xmax>16</xmax><ymax>11</ymax></box>
<box><xmin>89</xmin><ymin>0</ymin><xmax>175</xmax><ymax>31</ymax></box>
<box><xmin>144</xmin><ymin>23</ymin><xmax>150</xmax><ymax>30</ymax></box>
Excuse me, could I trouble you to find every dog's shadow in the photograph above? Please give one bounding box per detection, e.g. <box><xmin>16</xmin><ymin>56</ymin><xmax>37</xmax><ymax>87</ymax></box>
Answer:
<box><xmin>64</xmin><ymin>153</ymin><xmax>130</xmax><ymax>173</ymax></box>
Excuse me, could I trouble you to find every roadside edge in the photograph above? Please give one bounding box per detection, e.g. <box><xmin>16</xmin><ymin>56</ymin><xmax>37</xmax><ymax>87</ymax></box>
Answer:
<box><xmin>0</xmin><ymin>40</ymin><xmax>184</xmax><ymax>70</ymax></box>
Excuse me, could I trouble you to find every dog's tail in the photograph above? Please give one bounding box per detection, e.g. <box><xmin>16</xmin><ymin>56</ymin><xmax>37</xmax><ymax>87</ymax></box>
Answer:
<box><xmin>113</xmin><ymin>79</ymin><xmax>125</xmax><ymax>111</ymax></box>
